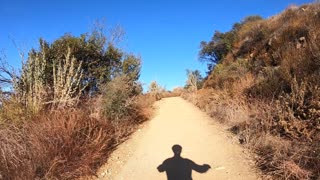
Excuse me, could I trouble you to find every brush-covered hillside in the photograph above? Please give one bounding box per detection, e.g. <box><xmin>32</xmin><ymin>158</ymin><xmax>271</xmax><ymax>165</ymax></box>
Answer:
<box><xmin>0</xmin><ymin>26</ymin><xmax>157</xmax><ymax>179</ymax></box>
<box><xmin>184</xmin><ymin>3</ymin><xmax>320</xmax><ymax>179</ymax></box>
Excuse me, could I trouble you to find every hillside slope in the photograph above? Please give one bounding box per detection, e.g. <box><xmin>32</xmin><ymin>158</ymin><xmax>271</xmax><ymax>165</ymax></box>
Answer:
<box><xmin>186</xmin><ymin>3</ymin><xmax>320</xmax><ymax>179</ymax></box>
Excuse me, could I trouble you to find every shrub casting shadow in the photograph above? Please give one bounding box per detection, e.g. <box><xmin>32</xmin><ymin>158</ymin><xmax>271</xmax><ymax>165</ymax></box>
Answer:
<box><xmin>157</xmin><ymin>144</ymin><xmax>211</xmax><ymax>180</ymax></box>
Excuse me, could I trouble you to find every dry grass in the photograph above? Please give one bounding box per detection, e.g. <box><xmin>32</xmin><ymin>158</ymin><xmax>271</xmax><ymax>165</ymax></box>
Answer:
<box><xmin>30</xmin><ymin>109</ymin><xmax>116</xmax><ymax>179</ymax></box>
<box><xmin>182</xmin><ymin>89</ymin><xmax>249</xmax><ymax>125</ymax></box>
<box><xmin>160</xmin><ymin>91</ymin><xmax>181</xmax><ymax>98</ymax></box>
<box><xmin>0</xmin><ymin>96</ymin><xmax>33</xmax><ymax>126</ymax></box>
<box><xmin>252</xmin><ymin>133</ymin><xmax>319</xmax><ymax>180</ymax></box>
<box><xmin>183</xmin><ymin>88</ymin><xmax>320</xmax><ymax>179</ymax></box>
<box><xmin>0</xmin><ymin>125</ymin><xmax>31</xmax><ymax>179</ymax></box>
<box><xmin>0</xmin><ymin>94</ymin><xmax>155</xmax><ymax>179</ymax></box>
<box><xmin>0</xmin><ymin>109</ymin><xmax>116</xmax><ymax>180</ymax></box>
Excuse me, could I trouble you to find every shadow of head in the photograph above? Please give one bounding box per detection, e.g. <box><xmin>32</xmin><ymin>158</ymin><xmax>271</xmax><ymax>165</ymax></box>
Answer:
<box><xmin>172</xmin><ymin>144</ymin><xmax>182</xmax><ymax>157</ymax></box>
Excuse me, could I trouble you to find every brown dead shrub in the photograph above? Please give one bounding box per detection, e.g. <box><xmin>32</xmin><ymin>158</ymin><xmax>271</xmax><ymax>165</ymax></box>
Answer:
<box><xmin>0</xmin><ymin>108</ymin><xmax>116</xmax><ymax>180</ymax></box>
<box><xmin>183</xmin><ymin>88</ymin><xmax>320</xmax><ymax>179</ymax></box>
<box><xmin>28</xmin><ymin>109</ymin><xmax>116</xmax><ymax>179</ymax></box>
<box><xmin>0</xmin><ymin>93</ymin><xmax>154</xmax><ymax>179</ymax></box>
<box><xmin>0</xmin><ymin>125</ymin><xmax>32</xmax><ymax>179</ymax></box>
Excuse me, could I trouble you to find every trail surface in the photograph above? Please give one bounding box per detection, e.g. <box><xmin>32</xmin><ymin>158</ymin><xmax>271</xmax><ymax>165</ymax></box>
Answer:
<box><xmin>97</xmin><ymin>97</ymin><xmax>259</xmax><ymax>180</ymax></box>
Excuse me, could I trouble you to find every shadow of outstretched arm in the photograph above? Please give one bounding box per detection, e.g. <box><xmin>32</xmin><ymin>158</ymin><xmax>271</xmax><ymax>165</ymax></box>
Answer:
<box><xmin>157</xmin><ymin>164</ymin><xmax>166</xmax><ymax>172</ymax></box>
<box><xmin>191</xmin><ymin>162</ymin><xmax>211</xmax><ymax>173</ymax></box>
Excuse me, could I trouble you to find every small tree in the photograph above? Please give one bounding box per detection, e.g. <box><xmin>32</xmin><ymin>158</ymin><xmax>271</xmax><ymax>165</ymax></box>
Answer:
<box><xmin>199</xmin><ymin>15</ymin><xmax>263</xmax><ymax>74</ymax></box>
<box><xmin>148</xmin><ymin>81</ymin><xmax>164</xmax><ymax>93</ymax></box>
<box><xmin>185</xmin><ymin>69</ymin><xmax>203</xmax><ymax>92</ymax></box>
<box><xmin>148</xmin><ymin>81</ymin><xmax>164</xmax><ymax>100</ymax></box>
<box><xmin>120</xmin><ymin>54</ymin><xmax>142</xmax><ymax>95</ymax></box>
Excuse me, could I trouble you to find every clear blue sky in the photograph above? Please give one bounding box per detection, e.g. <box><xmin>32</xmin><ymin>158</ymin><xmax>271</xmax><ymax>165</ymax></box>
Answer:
<box><xmin>0</xmin><ymin>0</ymin><xmax>313</xmax><ymax>91</ymax></box>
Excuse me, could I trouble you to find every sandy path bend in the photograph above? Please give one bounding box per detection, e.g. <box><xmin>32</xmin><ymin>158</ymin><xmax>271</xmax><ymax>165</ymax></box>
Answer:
<box><xmin>97</xmin><ymin>97</ymin><xmax>259</xmax><ymax>180</ymax></box>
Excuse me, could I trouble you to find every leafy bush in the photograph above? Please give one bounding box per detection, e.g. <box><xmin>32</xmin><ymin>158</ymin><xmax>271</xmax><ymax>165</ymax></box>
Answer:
<box><xmin>0</xmin><ymin>96</ymin><xmax>33</xmax><ymax>126</ymax></box>
<box><xmin>101</xmin><ymin>75</ymin><xmax>142</xmax><ymax>121</ymax></box>
<box><xmin>246</xmin><ymin>67</ymin><xmax>287</xmax><ymax>98</ymax></box>
<box><xmin>204</xmin><ymin>58</ymin><xmax>250</xmax><ymax>91</ymax></box>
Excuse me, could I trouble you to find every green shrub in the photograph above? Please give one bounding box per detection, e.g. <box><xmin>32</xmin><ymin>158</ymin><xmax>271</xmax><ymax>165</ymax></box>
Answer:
<box><xmin>204</xmin><ymin>58</ymin><xmax>250</xmax><ymax>90</ymax></box>
<box><xmin>101</xmin><ymin>75</ymin><xmax>142</xmax><ymax>121</ymax></box>
<box><xmin>0</xmin><ymin>96</ymin><xmax>33</xmax><ymax>126</ymax></box>
<box><xmin>246</xmin><ymin>67</ymin><xmax>288</xmax><ymax>98</ymax></box>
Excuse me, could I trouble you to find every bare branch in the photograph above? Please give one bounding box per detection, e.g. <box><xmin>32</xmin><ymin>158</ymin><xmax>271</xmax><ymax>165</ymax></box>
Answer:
<box><xmin>9</xmin><ymin>35</ymin><xmax>25</xmax><ymax>62</ymax></box>
<box><xmin>109</xmin><ymin>24</ymin><xmax>126</xmax><ymax>46</ymax></box>
<box><xmin>0</xmin><ymin>52</ymin><xmax>18</xmax><ymax>87</ymax></box>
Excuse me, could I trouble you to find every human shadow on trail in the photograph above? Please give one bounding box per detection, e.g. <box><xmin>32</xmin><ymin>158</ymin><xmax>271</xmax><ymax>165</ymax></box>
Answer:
<box><xmin>157</xmin><ymin>144</ymin><xmax>211</xmax><ymax>180</ymax></box>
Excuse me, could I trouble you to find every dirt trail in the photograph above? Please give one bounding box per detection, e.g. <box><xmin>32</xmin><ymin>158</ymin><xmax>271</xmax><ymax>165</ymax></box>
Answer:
<box><xmin>96</xmin><ymin>97</ymin><xmax>259</xmax><ymax>180</ymax></box>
